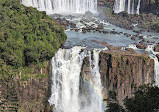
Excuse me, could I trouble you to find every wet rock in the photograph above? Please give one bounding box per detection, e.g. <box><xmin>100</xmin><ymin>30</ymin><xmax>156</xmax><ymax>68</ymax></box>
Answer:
<box><xmin>52</xmin><ymin>13</ymin><xmax>62</xmax><ymax>18</ymax></box>
<box><xmin>156</xmin><ymin>54</ymin><xmax>159</xmax><ymax>61</ymax></box>
<box><xmin>154</xmin><ymin>44</ymin><xmax>159</xmax><ymax>52</ymax></box>
<box><xmin>75</xmin><ymin>29</ymin><xmax>80</xmax><ymax>32</ymax></box>
<box><xmin>67</xmin><ymin>15</ymin><xmax>75</xmax><ymax>20</ymax></box>
<box><xmin>126</xmin><ymin>34</ymin><xmax>131</xmax><ymax>37</ymax></box>
<box><xmin>119</xmin><ymin>32</ymin><xmax>123</xmax><ymax>34</ymax></box>
<box><xmin>91</xmin><ymin>40</ymin><xmax>100</xmax><ymax>44</ymax></box>
<box><xmin>131</xmin><ymin>35</ymin><xmax>136</xmax><ymax>40</ymax></box>
<box><xmin>81</xmin><ymin>18</ymin><xmax>90</xmax><ymax>23</ymax></box>
<box><xmin>101</xmin><ymin>42</ymin><xmax>109</xmax><ymax>46</ymax></box>
<box><xmin>97</xmin><ymin>23</ymin><xmax>104</xmax><ymax>29</ymax></box>
<box><xmin>139</xmin><ymin>36</ymin><xmax>144</xmax><ymax>40</ymax></box>
<box><xmin>82</xmin><ymin>29</ymin><xmax>86</xmax><ymax>34</ymax></box>
<box><xmin>125</xmin><ymin>48</ymin><xmax>136</xmax><ymax>53</ymax></box>
<box><xmin>84</xmin><ymin>11</ymin><xmax>94</xmax><ymax>19</ymax></box>
<box><xmin>94</xmin><ymin>21</ymin><xmax>100</xmax><ymax>24</ymax></box>
<box><xmin>135</xmin><ymin>43</ymin><xmax>147</xmax><ymax>49</ymax></box>
<box><xmin>153</xmin><ymin>37</ymin><xmax>158</xmax><ymax>39</ymax></box>
<box><xmin>108</xmin><ymin>45</ymin><xmax>122</xmax><ymax>51</ymax></box>
<box><xmin>103</xmin><ymin>31</ymin><xmax>109</xmax><ymax>34</ymax></box>
<box><xmin>70</xmin><ymin>23</ymin><xmax>76</xmax><ymax>28</ymax></box>
<box><xmin>133</xmin><ymin>30</ymin><xmax>141</xmax><ymax>33</ymax></box>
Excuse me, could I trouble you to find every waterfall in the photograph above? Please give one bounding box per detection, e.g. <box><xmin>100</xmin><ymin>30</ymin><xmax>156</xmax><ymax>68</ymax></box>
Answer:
<box><xmin>113</xmin><ymin>0</ymin><xmax>126</xmax><ymax>13</ymax></box>
<box><xmin>127</xmin><ymin>0</ymin><xmax>131</xmax><ymax>14</ymax></box>
<box><xmin>136</xmin><ymin>0</ymin><xmax>141</xmax><ymax>14</ymax></box>
<box><xmin>48</xmin><ymin>46</ymin><xmax>104</xmax><ymax>112</ymax></box>
<box><xmin>114</xmin><ymin>0</ymin><xmax>141</xmax><ymax>14</ymax></box>
<box><xmin>21</xmin><ymin>0</ymin><xmax>97</xmax><ymax>14</ymax></box>
<box><xmin>145</xmin><ymin>45</ymin><xmax>159</xmax><ymax>87</ymax></box>
<box><xmin>131</xmin><ymin>0</ymin><xmax>135</xmax><ymax>14</ymax></box>
<box><xmin>153</xmin><ymin>57</ymin><xmax>159</xmax><ymax>86</ymax></box>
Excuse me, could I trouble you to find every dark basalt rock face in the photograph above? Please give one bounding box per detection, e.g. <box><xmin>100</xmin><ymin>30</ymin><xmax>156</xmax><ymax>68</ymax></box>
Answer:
<box><xmin>0</xmin><ymin>61</ymin><xmax>52</xmax><ymax>112</ymax></box>
<box><xmin>81</xmin><ymin>49</ymin><xmax>154</xmax><ymax>105</ymax></box>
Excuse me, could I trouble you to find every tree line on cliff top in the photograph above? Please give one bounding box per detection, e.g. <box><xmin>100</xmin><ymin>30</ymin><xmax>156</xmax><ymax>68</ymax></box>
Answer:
<box><xmin>0</xmin><ymin>0</ymin><xmax>67</xmax><ymax>79</ymax></box>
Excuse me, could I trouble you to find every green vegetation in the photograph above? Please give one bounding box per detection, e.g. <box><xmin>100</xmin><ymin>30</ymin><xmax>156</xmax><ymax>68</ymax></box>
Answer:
<box><xmin>0</xmin><ymin>0</ymin><xmax>67</xmax><ymax>79</ymax></box>
<box><xmin>0</xmin><ymin>0</ymin><xmax>66</xmax><ymax>111</ymax></box>
<box><xmin>106</xmin><ymin>85</ymin><xmax>159</xmax><ymax>112</ymax></box>
<box><xmin>104</xmin><ymin>7</ymin><xmax>113</xmax><ymax>16</ymax></box>
<box><xmin>106</xmin><ymin>90</ymin><xmax>125</xmax><ymax>112</ymax></box>
<box><xmin>124</xmin><ymin>84</ymin><xmax>159</xmax><ymax>112</ymax></box>
<box><xmin>149</xmin><ymin>21</ymin><xmax>159</xmax><ymax>32</ymax></box>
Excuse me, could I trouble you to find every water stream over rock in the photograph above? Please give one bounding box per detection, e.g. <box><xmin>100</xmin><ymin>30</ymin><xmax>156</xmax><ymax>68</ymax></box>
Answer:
<box><xmin>48</xmin><ymin>47</ymin><xmax>105</xmax><ymax>112</ymax></box>
<box><xmin>21</xmin><ymin>0</ymin><xmax>97</xmax><ymax>14</ymax></box>
<box><xmin>114</xmin><ymin>0</ymin><xmax>141</xmax><ymax>14</ymax></box>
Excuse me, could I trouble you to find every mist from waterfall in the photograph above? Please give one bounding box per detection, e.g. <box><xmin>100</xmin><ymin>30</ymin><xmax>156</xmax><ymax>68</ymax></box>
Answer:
<box><xmin>48</xmin><ymin>46</ymin><xmax>104</xmax><ymax>112</ymax></box>
<box><xmin>114</xmin><ymin>0</ymin><xmax>141</xmax><ymax>14</ymax></box>
<box><xmin>21</xmin><ymin>0</ymin><xmax>97</xmax><ymax>14</ymax></box>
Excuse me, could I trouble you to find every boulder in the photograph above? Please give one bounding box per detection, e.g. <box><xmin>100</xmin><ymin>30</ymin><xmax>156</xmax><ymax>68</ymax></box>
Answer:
<box><xmin>156</xmin><ymin>54</ymin><xmax>159</xmax><ymax>61</ymax></box>
<box><xmin>135</xmin><ymin>43</ymin><xmax>147</xmax><ymax>49</ymax></box>
<box><xmin>84</xmin><ymin>11</ymin><xmax>94</xmax><ymax>19</ymax></box>
<box><xmin>97</xmin><ymin>23</ymin><xmax>104</xmax><ymax>29</ymax></box>
<box><xmin>131</xmin><ymin>35</ymin><xmax>136</xmax><ymax>40</ymax></box>
<box><xmin>154</xmin><ymin>44</ymin><xmax>159</xmax><ymax>52</ymax></box>
<box><xmin>125</xmin><ymin>48</ymin><xmax>136</xmax><ymax>53</ymax></box>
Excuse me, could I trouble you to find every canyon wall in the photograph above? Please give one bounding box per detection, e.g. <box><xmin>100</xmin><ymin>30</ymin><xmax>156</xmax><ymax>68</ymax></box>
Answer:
<box><xmin>81</xmin><ymin>50</ymin><xmax>154</xmax><ymax>104</ymax></box>
<box><xmin>0</xmin><ymin>61</ymin><xmax>52</xmax><ymax>112</ymax></box>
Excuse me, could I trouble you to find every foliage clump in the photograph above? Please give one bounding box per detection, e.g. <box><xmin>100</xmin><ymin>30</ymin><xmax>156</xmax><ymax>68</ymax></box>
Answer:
<box><xmin>106</xmin><ymin>90</ymin><xmax>125</xmax><ymax>112</ymax></box>
<box><xmin>106</xmin><ymin>85</ymin><xmax>159</xmax><ymax>112</ymax></box>
<box><xmin>0</xmin><ymin>0</ymin><xmax>67</xmax><ymax>69</ymax></box>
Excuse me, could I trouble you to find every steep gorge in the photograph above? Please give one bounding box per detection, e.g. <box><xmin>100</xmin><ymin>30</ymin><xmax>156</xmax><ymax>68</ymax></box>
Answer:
<box><xmin>81</xmin><ymin>49</ymin><xmax>154</xmax><ymax>105</ymax></box>
<box><xmin>0</xmin><ymin>0</ymin><xmax>158</xmax><ymax>111</ymax></box>
<box><xmin>0</xmin><ymin>61</ymin><xmax>52</xmax><ymax>112</ymax></box>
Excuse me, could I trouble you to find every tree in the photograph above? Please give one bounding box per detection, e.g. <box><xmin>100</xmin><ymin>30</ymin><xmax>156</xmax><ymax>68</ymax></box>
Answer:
<box><xmin>106</xmin><ymin>90</ymin><xmax>125</xmax><ymax>112</ymax></box>
<box><xmin>106</xmin><ymin>85</ymin><xmax>159</xmax><ymax>112</ymax></box>
<box><xmin>124</xmin><ymin>85</ymin><xmax>159</xmax><ymax>112</ymax></box>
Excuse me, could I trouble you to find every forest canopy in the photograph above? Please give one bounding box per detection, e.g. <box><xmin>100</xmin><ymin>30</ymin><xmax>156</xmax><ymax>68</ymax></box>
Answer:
<box><xmin>0</xmin><ymin>0</ymin><xmax>67</xmax><ymax>69</ymax></box>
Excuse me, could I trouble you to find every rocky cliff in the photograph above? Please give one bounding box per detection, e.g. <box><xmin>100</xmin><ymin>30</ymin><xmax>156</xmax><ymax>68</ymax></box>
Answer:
<box><xmin>81</xmin><ymin>50</ymin><xmax>154</xmax><ymax>105</ymax></box>
<box><xmin>0</xmin><ymin>61</ymin><xmax>52</xmax><ymax>112</ymax></box>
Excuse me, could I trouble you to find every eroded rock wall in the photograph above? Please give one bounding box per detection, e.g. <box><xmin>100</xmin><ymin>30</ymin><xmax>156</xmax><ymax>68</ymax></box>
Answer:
<box><xmin>0</xmin><ymin>61</ymin><xmax>52</xmax><ymax>112</ymax></box>
<box><xmin>81</xmin><ymin>50</ymin><xmax>154</xmax><ymax>104</ymax></box>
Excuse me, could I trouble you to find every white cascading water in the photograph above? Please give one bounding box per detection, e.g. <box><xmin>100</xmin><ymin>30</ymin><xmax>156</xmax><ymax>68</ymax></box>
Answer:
<box><xmin>131</xmin><ymin>0</ymin><xmax>135</xmax><ymax>14</ymax></box>
<box><xmin>145</xmin><ymin>45</ymin><xmax>159</xmax><ymax>86</ymax></box>
<box><xmin>136</xmin><ymin>0</ymin><xmax>141</xmax><ymax>15</ymax></box>
<box><xmin>127</xmin><ymin>0</ymin><xmax>131</xmax><ymax>14</ymax></box>
<box><xmin>114</xmin><ymin>0</ymin><xmax>141</xmax><ymax>14</ymax></box>
<box><xmin>113</xmin><ymin>0</ymin><xmax>126</xmax><ymax>13</ymax></box>
<box><xmin>21</xmin><ymin>0</ymin><xmax>97</xmax><ymax>14</ymax></box>
<box><xmin>48</xmin><ymin>46</ymin><xmax>104</xmax><ymax>112</ymax></box>
<box><xmin>153</xmin><ymin>57</ymin><xmax>159</xmax><ymax>86</ymax></box>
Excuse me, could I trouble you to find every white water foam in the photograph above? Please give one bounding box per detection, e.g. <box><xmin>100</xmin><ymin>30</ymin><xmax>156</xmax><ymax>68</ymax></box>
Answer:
<box><xmin>48</xmin><ymin>46</ymin><xmax>104</xmax><ymax>112</ymax></box>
